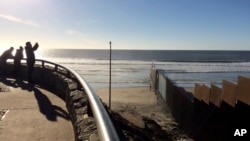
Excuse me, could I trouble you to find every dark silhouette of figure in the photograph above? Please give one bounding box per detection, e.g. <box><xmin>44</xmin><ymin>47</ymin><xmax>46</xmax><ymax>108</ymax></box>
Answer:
<box><xmin>13</xmin><ymin>46</ymin><xmax>24</xmax><ymax>76</ymax></box>
<box><xmin>25</xmin><ymin>42</ymin><xmax>39</xmax><ymax>83</ymax></box>
<box><xmin>33</xmin><ymin>88</ymin><xmax>70</xmax><ymax>121</ymax></box>
<box><xmin>0</xmin><ymin>47</ymin><xmax>14</xmax><ymax>74</ymax></box>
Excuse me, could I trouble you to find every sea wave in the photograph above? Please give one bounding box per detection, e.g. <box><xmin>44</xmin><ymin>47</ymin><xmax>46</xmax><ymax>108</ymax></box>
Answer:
<box><xmin>37</xmin><ymin>50</ymin><xmax>250</xmax><ymax>88</ymax></box>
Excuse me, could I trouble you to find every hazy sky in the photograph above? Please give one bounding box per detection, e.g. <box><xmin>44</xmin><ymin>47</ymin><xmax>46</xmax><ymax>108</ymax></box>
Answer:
<box><xmin>0</xmin><ymin>0</ymin><xmax>249</xmax><ymax>50</ymax></box>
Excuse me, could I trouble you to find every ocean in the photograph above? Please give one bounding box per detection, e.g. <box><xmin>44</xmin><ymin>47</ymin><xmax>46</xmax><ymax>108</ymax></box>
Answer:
<box><xmin>37</xmin><ymin>49</ymin><xmax>250</xmax><ymax>89</ymax></box>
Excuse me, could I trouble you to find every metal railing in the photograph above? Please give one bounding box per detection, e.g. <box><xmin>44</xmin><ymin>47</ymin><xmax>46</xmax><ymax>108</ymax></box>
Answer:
<box><xmin>34</xmin><ymin>59</ymin><xmax>120</xmax><ymax>141</ymax></box>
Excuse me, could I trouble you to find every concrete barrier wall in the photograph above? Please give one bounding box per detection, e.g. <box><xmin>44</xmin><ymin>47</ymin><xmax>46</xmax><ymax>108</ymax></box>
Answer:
<box><xmin>150</xmin><ymin>67</ymin><xmax>156</xmax><ymax>90</ymax></box>
<box><xmin>180</xmin><ymin>89</ymin><xmax>194</xmax><ymax>135</ymax></box>
<box><xmin>166</xmin><ymin>77</ymin><xmax>174</xmax><ymax>112</ymax></box>
<box><xmin>193</xmin><ymin>76</ymin><xmax>250</xmax><ymax>108</ymax></box>
<box><xmin>237</xmin><ymin>76</ymin><xmax>250</xmax><ymax>105</ymax></box>
<box><xmin>157</xmin><ymin>73</ymin><xmax>167</xmax><ymax>101</ymax></box>
<box><xmin>156</xmin><ymin>70</ymin><xmax>195</xmax><ymax>136</ymax></box>
<box><xmin>222</xmin><ymin>80</ymin><xmax>237</xmax><ymax>107</ymax></box>
<box><xmin>195</xmin><ymin>84</ymin><xmax>211</xmax><ymax>105</ymax></box>
<box><xmin>155</xmin><ymin>70</ymin><xmax>250</xmax><ymax>139</ymax></box>
<box><xmin>210</xmin><ymin>84</ymin><xmax>222</xmax><ymax>107</ymax></box>
<box><xmin>194</xmin><ymin>83</ymin><xmax>203</xmax><ymax>101</ymax></box>
<box><xmin>201</xmin><ymin>85</ymin><xmax>210</xmax><ymax>105</ymax></box>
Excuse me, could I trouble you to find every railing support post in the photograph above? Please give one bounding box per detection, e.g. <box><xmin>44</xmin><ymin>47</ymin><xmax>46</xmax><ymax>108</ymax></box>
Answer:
<box><xmin>42</xmin><ymin>61</ymin><xmax>45</xmax><ymax>68</ymax></box>
<box><xmin>55</xmin><ymin>65</ymin><xmax>58</xmax><ymax>72</ymax></box>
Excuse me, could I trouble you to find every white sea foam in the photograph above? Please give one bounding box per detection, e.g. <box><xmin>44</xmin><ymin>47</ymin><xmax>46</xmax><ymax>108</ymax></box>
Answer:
<box><xmin>37</xmin><ymin>50</ymin><xmax>250</xmax><ymax>88</ymax></box>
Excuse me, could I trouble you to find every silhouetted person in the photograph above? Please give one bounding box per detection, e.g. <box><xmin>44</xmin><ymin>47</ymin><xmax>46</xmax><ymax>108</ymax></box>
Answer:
<box><xmin>25</xmin><ymin>42</ymin><xmax>39</xmax><ymax>83</ymax></box>
<box><xmin>13</xmin><ymin>46</ymin><xmax>24</xmax><ymax>76</ymax></box>
<box><xmin>0</xmin><ymin>47</ymin><xmax>14</xmax><ymax>74</ymax></box>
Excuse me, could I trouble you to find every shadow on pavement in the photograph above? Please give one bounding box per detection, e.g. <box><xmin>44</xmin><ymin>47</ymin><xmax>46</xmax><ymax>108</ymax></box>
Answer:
<box><xmin>33</xmin><ymin>88</ymin><xmax>70</xmax><ymax>121</ymax></box>
<box><xmin>1</xmin><ymin>77</ymin><xmax>70</xmax><ymax>122</ymax></box>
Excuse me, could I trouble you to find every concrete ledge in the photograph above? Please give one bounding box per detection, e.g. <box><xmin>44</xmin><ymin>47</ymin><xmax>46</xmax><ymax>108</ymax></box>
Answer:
<box><xmin>34</xmin><ymin>65</ymin><xmax>98</xmax><ymax>141</ymax></box>
<box><xmin>4</xmin><ymin>63</ymin><xmax>98</xmax><ymax>141</ymax></box>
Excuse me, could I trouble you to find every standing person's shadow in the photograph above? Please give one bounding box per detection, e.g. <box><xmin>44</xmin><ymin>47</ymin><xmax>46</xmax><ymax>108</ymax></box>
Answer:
<box><xmin>1</xmin><ymin>77</ymin><xmax>70</xmax><ymax>121</ymax></box>
<box><xmin>33</xmin><ymin>88</ymin><xmax>70</xmax><ymax>121</ymax></box>
<box><xmin>1</xmin><ymin>77</ymin><xmax>34</xmax><ymax>92</ymax></box>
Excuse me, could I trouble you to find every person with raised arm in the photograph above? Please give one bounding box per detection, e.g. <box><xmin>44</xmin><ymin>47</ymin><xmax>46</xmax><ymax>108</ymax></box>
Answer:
<box><xmin>25</xmin><ymin>42</ymin><xmax>39</xmax><ymax>83</ymax></box>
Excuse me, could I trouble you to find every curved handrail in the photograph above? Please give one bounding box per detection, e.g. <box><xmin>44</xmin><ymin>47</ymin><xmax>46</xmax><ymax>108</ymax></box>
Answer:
<box><xmin>34</xmin><ymin>59</ymin><xmax>120</xmax><ymax>141</ymax></box>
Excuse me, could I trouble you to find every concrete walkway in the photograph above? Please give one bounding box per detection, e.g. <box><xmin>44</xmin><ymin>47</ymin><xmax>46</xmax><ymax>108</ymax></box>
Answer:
<box><xmin>0</xmin><ymin>78</ymin><xmax>74</xmax><ymax>141</ymax></box>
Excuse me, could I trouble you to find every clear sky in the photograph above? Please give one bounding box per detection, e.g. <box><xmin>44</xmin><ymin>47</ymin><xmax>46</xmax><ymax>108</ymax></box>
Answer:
<box><xmin>0</xmin><ymin>0</ymin><xmax>249</xmax><ymax>50</ymax></box>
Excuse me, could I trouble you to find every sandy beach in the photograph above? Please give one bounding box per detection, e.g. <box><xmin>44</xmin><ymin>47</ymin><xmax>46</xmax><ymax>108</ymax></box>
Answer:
<box><xmin>95</xmin><ymin>86</ymin><xmax>193</xmax><ymax>141</ymax></box>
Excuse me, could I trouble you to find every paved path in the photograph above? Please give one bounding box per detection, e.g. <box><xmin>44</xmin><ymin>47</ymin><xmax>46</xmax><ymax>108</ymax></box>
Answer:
<box><xmin>0</xmin><ymin>78</ymin><xmax>74</xmax><ymax>141</ymax></box>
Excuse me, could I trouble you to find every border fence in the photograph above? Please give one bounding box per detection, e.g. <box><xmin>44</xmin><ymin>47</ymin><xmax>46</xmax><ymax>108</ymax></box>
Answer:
<box><xmin>150</xmin><ymin>67</ymin><xmax>250</xmax><ymax>139</ymax></box>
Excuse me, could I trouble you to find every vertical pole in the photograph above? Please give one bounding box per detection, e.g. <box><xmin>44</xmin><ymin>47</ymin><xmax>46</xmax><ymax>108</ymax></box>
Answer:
<box><xmin>109</xmin><ymin>41</ymin><xmax>112</xmax><ymax>109</ymax></box>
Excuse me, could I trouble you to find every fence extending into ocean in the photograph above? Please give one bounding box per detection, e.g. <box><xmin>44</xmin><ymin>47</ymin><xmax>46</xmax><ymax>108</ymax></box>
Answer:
<box><xmin>151</xmin><ymin>67</ymin><xmax>250</xmax><ymax>140</ymax></box>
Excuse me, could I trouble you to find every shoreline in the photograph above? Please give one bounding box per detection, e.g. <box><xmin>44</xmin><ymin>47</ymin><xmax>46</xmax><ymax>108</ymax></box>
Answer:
<box><xmin>95</xmin><ymin>86</ymin><xmax>159</xmax><ymax>116</ymax></box>
<box><xmin>94</xmin><ymin>86</ymin><xmax>193</xmax><ymax>140</ymax></box>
